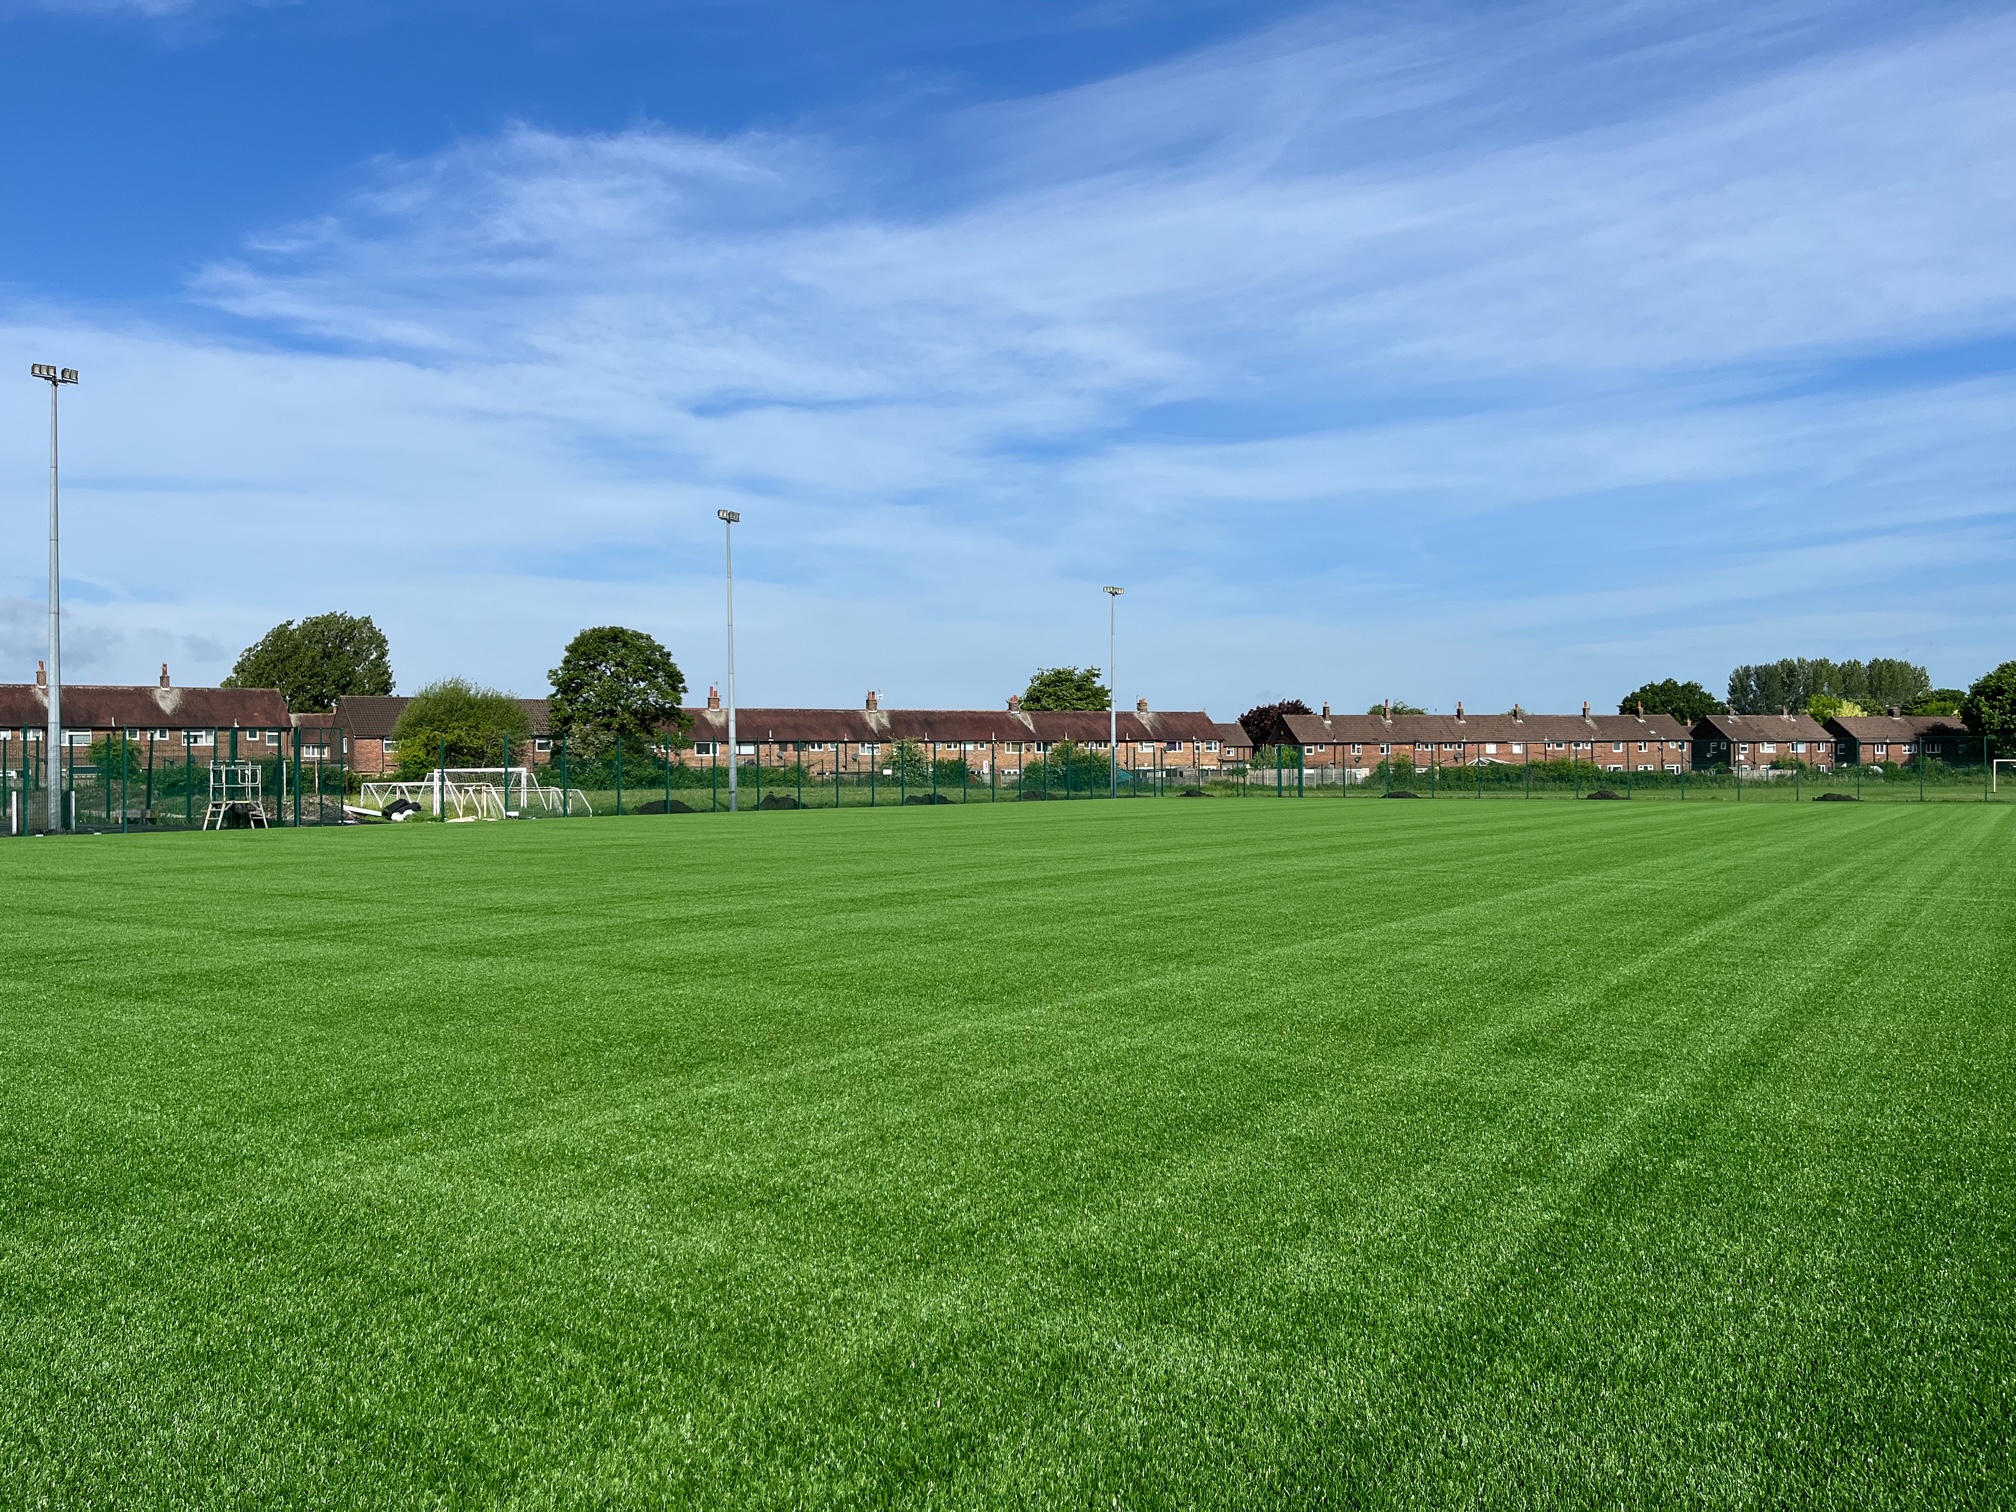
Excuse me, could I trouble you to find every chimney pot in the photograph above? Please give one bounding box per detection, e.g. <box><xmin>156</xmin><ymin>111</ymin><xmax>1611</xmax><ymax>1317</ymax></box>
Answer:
<box><xmin>1135</xmin><ymin>696</ymin><xmax>1147</xmax><ymax>714</ymax></box>
<box><xmin>1007</xmin><ymin>694</ymin><xmax>1020</xmax><ymax>711</ymax></box>
<box><xmin>706</xmin><ymin>685</ymin><xmax>720</xmax><ymax>711</ymax></box>
<box><xmin>1383</xmin><ymin>699</ymin><xmax>1391</xmax><ymax>720</ymax></box>
<box><xmin>160</xmin><ymin>662</ymin><xmax>171</xmax><ymax>689</ymax></box>
<box><xmin>1456</xmin><ymin>700</ymin><xmax>1465</xmax><ymax>720</ymax></box>
<box><xmin>866</xmin><ymin>690</ymin><xmax>879</xmax><ymax>711</ymax></box>
<box><xmin>36</xmin><ymin>659</ymin><xmax>47</xmax><ymax>688</ymax></box>
<box><xmin>1321</xmin><ymin>701</ymin><xmax>1330</xmax><ymax>718</ymax></box>
<box><xmin>1582</xmin><ymin>700</ymin><xmax>1590</xmax><ymax>719</ymax></box>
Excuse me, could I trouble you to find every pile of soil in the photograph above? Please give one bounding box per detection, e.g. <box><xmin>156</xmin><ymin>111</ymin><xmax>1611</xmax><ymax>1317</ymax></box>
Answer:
<box><xmin>1586</xmin><ymin>789</ymin><xmax>1625</xmax><ymax>800</ymax></box>
<box><xmin>903</xmin><ymin>793</ymin><xmax>951</xmax><ymax>805</ymax></box>
<box><xmin>758</xmin><ymin>794</ymin><xmax>802</xmax><ymax>810</ymax></box>
<box><xmin>1814</xmin><ymin>792</ymin><xmax>1860</xmax><ymax>802</ymax></box>
<box><xmin>633</xmin><ymin>798</ymin><xmax>696</xmax><ymax>814</ymax></box>
<box><xmin>1179</xmin><ymin>787</ymin><xmax>1208</xmax><ymax>798</ymax></box>
<box><xmin>1018</xmin><ymin>790</ymin><xmax>1053</xmax><ymax>801</ymax></box>
<box><xmin>1382</xmin><ymin>790</ymin><xmax>1422</xmax><ymax>798</ymax></box>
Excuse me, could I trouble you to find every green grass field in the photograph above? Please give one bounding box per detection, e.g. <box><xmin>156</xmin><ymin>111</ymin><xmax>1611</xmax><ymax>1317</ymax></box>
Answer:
<box><xmin>3</xmin><ymin>801</ymin><xmax>2011</xmax><ymax>1508</ymax></box>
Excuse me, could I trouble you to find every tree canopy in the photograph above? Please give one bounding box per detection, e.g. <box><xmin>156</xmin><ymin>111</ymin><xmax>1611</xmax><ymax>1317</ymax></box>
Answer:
<box><xmin>1908</xmin><ymin>688</ymin><xmax>1967</xmax><ymax>717</ymax></box>
<box><xmin>389</xmin><ymin>679</ymin><xmax>531</xmax><ymax>777</ymax></box>
<box><xmin>548</xmin><ymin>627</ymin><xmax>689</xmax><ymax>747</ymax></box>
<box><xmin>222</xmin><ymin>612</ymin><xmax>393</xmax><ymax>712</ymax></box>
<box><xmin>1804</xmin><ymin>695</ymin><xmax>1865</xmax><ymax>724</ymax></box>
<box><xmin>1367</xmin><ymin>701</ymin><xmax>1426</xmax><ymax>716</ymax></box>
<box><xmin>1019</xmin><ymin>666</ymin><xmax>1109</xmax><ymax>711</ymax></box>
<box><xmin>1240</xmin><ymin>699</ymin><xmax>1312</xmax><ymax>747</ymax></box>
<box><xmin>1962</xmin><ymin>662</ymin><xmax>2016</xmax><ymax>754</ymax></box>
<box><xmin>1726</xmin><ymin>658</ymin><xmax>1928</xmax><ymax>715</ymax></box>
<box><xmin>1618</xmin><ymin>679</ymin><xmax>1726</xmax><ymax>725</ymax></box>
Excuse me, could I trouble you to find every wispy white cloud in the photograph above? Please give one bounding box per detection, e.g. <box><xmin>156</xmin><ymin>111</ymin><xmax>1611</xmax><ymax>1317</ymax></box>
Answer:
<box><xmin>4</xmin><ymin>0</ymin><xmax>2014</xmax><ymax>711</ymax></box>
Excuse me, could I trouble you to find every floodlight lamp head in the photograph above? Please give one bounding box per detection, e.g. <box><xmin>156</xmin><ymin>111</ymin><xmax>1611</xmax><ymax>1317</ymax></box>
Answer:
<box><xmin>30</xmin><ymin>363</ymin><xmax>56</xmax><ymax>380</ymax></box>
<box><xmin>1103</xmin><ymin>585</ymin><xmax>1124</xmax><ymax>597</ymax></box>
<box><xmin>717</xmin><ymin>509</ymin><xmax>741</xmax><ymax>523</ymax></box>
<box><xmin>60</xmin><ymin>369</ymin><xmax>78</xmax><ymax>384</ymax></box>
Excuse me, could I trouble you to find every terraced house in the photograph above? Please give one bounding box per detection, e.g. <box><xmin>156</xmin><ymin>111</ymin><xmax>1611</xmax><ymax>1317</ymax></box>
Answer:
<box><xmin>678</xmin><ymin>690</ymin><xmax>1229</xmax><ymax>777</ymax></box>
<box><xmin>1689</xmin><ymin>711</ymin><xmax>1837</xmax><ymax>771</ymax></box>
<box><xmin>0</xmin><ymin>663</ymin><xmax>291</xmax><ymax>767</ymax></box>
<box><xmin>1279</xmin><ymin>702</ymin><xmax>1695</xmax><ymax>775</ymax></box>
<box><xmin>1823</xmin><ymin>711</ymin><xmax>1981</xmax><ymax>766</ymax></box>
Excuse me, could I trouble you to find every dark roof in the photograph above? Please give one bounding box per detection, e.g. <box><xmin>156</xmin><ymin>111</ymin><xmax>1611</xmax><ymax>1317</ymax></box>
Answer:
<box><xmin>1213</xmin><ymin>722</ymin><xmax>1253</xmax><ymax>752</ymax></box>
<box><xmin>336</xmin><ymin>696</ymin><xmax>551</xmax><ymax>738</ymax></box>
<box><xmin>679</xmin><ymin>706</ymin><xmax>1222</xmax><ymax>745</ymax></box>
<box><xmin>1825</xmin><ymin>714</ymin><xmax>1973</xmax><ymax>743</ymax></box>
<box><xmin>1693</xmin><ymin>711</ymin><xmax>1831</xmax><ymax>744</ymax></box>
<box><xmin>1281</xmin><ymin>710</ymin><xmax>1693</xmax><ymax>746</ymax></box>
<box><xmin>0</xmin><ymin>683</ymin><xmax>291</xmax><ymax>730</ymax></box>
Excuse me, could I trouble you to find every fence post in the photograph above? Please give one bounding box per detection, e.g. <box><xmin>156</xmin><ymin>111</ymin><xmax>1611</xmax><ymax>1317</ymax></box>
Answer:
<box><xmin>992</xmin><ymin>743</ymin><xmax>998</xmax><ymax>801</ymax></box>
<box><xmin>185</xmin><ymin>741</ymin><xmax>193</xmax><ymax>826</ymax></box>
<box><xmin>869</xmin><ymin>749</ymin><xmax>876</xmax><ymax>807</ymax></box>
<box><xmin>617</xmin><ymin>740</ymin><xmax>624</xmax><ymax>815</ymax></box>
<box><xmin>561</xmin><ymin>734</ymin><xmax>572</xmax><ymax>817</ymax></box>
<box><xmin>1987</xmin><ymin>735</ymin><xmax>1993</xmax><ymax>802</ymax></box>
<box><xmin>931</xmin><ymin>742</ymin><xmax>938</xmax><ymax>803</ymax></box>
<box><xmin>666</xmin><ymin>741</ymin><xmax>673</xmax><ymax>813</ymax></box>
<box><xmin>1919</xmin><ymin>746</ymin><xmax>1925</xmax><ymax>802</ymax></box>
<box><xmin>712</xmin><ymin>745</ymin><xmax>719</xmax><ymax>811</ymax></box>
<box><xmin>1431</xmin><ymin>750</ymin><xmax>1438</xmax><ymax>798</ymax></box>
<box><xmin>119</xmin><ymin>739</ymin><xmax>128</xmax><ymax>832</ymax></box>
<box><xmin>798</xmin><ymin>743</ymin><xmax>805</xmax><ymax>808</ymax></box>
<box><xmin>502</xmin><ymin>735</ymin><xmax>511</xmax><ymax>816</ymax></box>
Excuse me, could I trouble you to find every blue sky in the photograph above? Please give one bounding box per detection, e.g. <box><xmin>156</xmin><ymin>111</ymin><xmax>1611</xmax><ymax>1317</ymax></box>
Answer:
<box><xmin>3</xmin><ymin>0</ymin><xmax>2012</xmax><ymax>716</ymax></box>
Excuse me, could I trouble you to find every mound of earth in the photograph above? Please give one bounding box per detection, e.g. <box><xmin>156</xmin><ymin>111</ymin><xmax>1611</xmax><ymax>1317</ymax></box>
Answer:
<box><xmin>903</xmin><ymin>793</ymin><xmax>952</xmax><ymax>805</ymax></box>
<box><xmin>758</xmin><ymin>794</ymin><xmax>802</xmax><ymax>810</ymax></box>
<box><xmin>1382</xmin><ymin>790</ymin><xmax>1422</xmax><ymax>798</ymax></box>
<box><xmin>1586</xmin><ymin>789</ymin><xmax>1625</xmax><ymax>800</ymax></box>
<box><xmin>1018</xmin><ymin>790</ymin><xmax>1053</xmax><ymax>800</ymax></box>
<box><xmin>1179</xmin><ymin>787</ymin><xmax>1208</xmax><ymax>797</ymax></box>
<box><xmin>1814</xmin><ymin>792</ymin><xmax>1860</xmax><ymax>802</ymax></box>
<box><xmin>633</xmin><ymin>798</ymin><xmax>696</xmax><ymax>814</ymax></box>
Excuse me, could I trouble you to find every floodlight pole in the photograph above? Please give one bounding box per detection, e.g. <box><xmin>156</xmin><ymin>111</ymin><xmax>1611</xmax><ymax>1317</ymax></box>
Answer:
<box><xmin>32</xmin><ymin>365</ymin><xmax>78</xmax><ymax>833</ymax></box>
<box><xmin>1104</xmin><ymin>586</ymin><xmax>1124</xmax><ymax>798</ymax></box>
<box><xmin>719</xmin><ymin>509</ymin><xmax>742</xmax><ymax>812</ymax></box>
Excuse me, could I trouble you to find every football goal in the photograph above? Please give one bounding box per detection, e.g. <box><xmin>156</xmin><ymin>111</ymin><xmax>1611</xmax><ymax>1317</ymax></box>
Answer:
<box><xmin>1994</xmin><ymin>760</ymin><xmax>2016</xmax><ymax>793</ymax></box>
<box><xmin>360</xmin><ymin>767</ymin><xmax>592</xmax><ymax>821</ymax></box>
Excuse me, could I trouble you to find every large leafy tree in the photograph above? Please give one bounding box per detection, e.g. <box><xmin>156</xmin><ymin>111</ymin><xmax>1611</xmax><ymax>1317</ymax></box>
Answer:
<box><xmin>1239</xmin><ymin>699</ymin><xmax>1312</xmax><ymax>747</ymax></box>
<box><xmin>1962</xmin><ymin>661</ymin><xmax>2016</xmax><ymax>754</ymax></box>
<box><xmin>389</xmin><ymin>679</ymin><xmax>531</xmax><ymax>777</ymax></box>
<box><xmin>1726</xmin><ymin>658</ymin><xmax>1929</xmax><ymax>714</ymax></box>
<box><xmin>1368</xmin><ymin>701</ymin><xmax>1426</xmax><ymax>716</ymax></box>
<box><xmin>548</xmin><ymin>627</ymin><xmax>689</xmax><ymax>747</ymax></box>
<box><xmin>1620</xmin><ymin>679</ymin><xmax>1727</xmax><ymax>724</ymax></box>
<box><xmin>1020</xmin><ymin>666</ymin><xmax>1109</xmax><ymax>711</ymax></box>
<box><xmin>223</xmin><ymin>612</ymin><xmax>393</xmax><ymax>712</ymax></box>
<box><xmin>1907</xmin><ymin>688</ymin><xmax>1967</xmax><ymax>717</ymax></box>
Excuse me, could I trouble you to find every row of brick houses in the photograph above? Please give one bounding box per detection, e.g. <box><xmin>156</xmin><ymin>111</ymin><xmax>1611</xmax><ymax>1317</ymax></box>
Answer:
<box><xmin>0</xmin><ymin>663</ymin><xmax>1983</xmax><ymax>776</ymax></box>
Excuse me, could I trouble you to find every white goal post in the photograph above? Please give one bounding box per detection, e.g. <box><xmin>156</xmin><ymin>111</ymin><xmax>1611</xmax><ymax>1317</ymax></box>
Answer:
<box><xmin>1994</xmin><ymin>760</ymin><xmax>2016</xmax><ymax>792</ymax></box>
<box><xmin>360</xmin><ymin>767</ymin><xmax>593</xmax><ymax>821</ymax></box>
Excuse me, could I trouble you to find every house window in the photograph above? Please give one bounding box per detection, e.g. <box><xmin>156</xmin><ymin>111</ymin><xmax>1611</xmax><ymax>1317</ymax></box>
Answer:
<box><xmin>1547</xmin><ymin>742</ymin><xmax>1564</xmax><ymax>751</ymax></box>
<box><xmin>151</xmin><ymin>729</ymin><xmax>171</xmax><ymax>741</ymax></box>
<box><xmin>1606</xmin><ymin>764</ymin><xmax>1623</xmax><ymax>772</ymax></box>
<box><xmin>124</xmin><ymin>727</ymin><xmax>141</xmax><ymax>739</ymax></box>
<box><xmin>1737</xmin><ymin>743</ymin><xmax>1750</xmax><ymax>754</ymax></box>
<box><xmin>1612</xmin><ymin>742</ymin><xmax>1624</xmax><ymax>753</ymax></box>
<box><xmin>1308</xmin><ymin>744</ymin><xmax>1327</xmax><ymax>754</ymax></box>
<box><xmin>1002</xmin><ymin>742</ymin><xmax>1023</xmax><ymax>754</ymax></box>
<box><xmin>1575</xmin><ymin>742</ymin><xmax>1591</xmax><ymax>751</ymax></box>
<box><xmin>64</xmin><ymin>730</ymin><xmax>92</xmax><ymax>746</ymax></box>
<box><xmin>1665</xmin><ymin>764</ymin><xmax>1681</xmax><ymax>773</ymax></box>
<box><xmin>187</xmin><ymin>730</ymin><xmax>213</xmax><ymax>746</ymax></box>
<box><xmin>860</xmin><ymin>743</ymin><xmax>879</xmax><ymax>756</ymax></box>
<box><xmin>303</xmin><ymin>744</ymin><xmax>328</xmax><ymax>760</ymax></box>
<box><xmin>1637</xmin><ymin>742</ymin><xmax>1647</xmax><ymax>752</ymax></box>
<box><xmin>1873</xmin><ymin>743</ymin><xmax>1887</xmax><ymax>757</ymax></box>
<box><xmin>1164</xmin><ymin>741</ymin><xmax>1182</xmax><ymax>752</ymax></box>
<box><xmin>532</xmin><ymin>738</ymin><xmax>551</xmax><ymax>753</ymax></box>
<box><xmin>1760</xmin><ymin>742</ymin><xmax>1777</xmax><ymax>754</ymax></box>
<box><xmin>1510</xmin><ymin>743</ymin><xmax>1523</xmax><ymax>754</ymax></box>
<box><xmin>692</xmin><ymin>741</ymin><xmax>717</xmax><ymax>756</ymax></box>
<box><xmin>1378</xmin><ymin>744</ymin><xmax>1389</xmax><ymax>755</ymax></box>
<box><xmin>1415</xmin><ymin>743</ymin><xmax>1430</xmax><ymax>752</ymax></box>
<box><xmin>1204</xmin><ymin>741</ymin><xmax>1219</xmax><ymax>753</ymax></box>
<box><xmin>736</xmin><ymin>743</ymin><xmax>755</xmax><ymax>755</ymax></box>
<box><xmin>1484</xmin><ymin>743</ymin><xmax>1498</xmax><ymax>754</ymax></box>
<box><xmin>1351</xmin><ymin>744</ymin><xmax>1363</xmax><ymax>756</ymax></box>
<box><xmin>1792</xmin><ymin>742</ymin><xmax>1806</xmax><ymax>754</ymax></box>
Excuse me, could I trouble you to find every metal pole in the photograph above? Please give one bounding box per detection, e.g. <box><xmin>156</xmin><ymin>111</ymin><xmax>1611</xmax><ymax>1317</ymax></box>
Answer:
<box><xmin>1104</xmin><ymin>586</ymin><xmax>1123</xmax><ymax>798</ymax></box>
<box><xmin>719</xmin><ymin>510</ymin><xmax>741</xmax><ymax>812</ymax></box>
<box><xmin>38</xmin><ymin>369</ymin><xmax>76</xmax><ymax>832</ymax></box>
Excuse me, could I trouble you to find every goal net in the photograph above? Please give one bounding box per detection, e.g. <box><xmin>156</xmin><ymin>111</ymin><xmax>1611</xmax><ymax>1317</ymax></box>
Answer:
<box><xmin>1994</xmin><ymin>759</ymin><xmax>2016</xmax><ymax>792</ymax></box>
<box><xmin>360</xmin><ymin>767</ymin><xmax>593</xmax><ymax>820</ymax></box>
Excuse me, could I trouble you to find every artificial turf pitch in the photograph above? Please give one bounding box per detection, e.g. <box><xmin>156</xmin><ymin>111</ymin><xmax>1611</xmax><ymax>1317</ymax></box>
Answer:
<box><xmin>1</xmin><ymin>800</ymin><xmax>2011</xmax><ymax>1508</ymax></box>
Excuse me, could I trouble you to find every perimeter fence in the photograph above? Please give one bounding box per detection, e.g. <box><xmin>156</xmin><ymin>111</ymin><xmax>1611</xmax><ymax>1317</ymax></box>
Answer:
<box><xmin>7</xmin><ymin>729</ymin><xmax>2007</xmax><ymax>836</ymax></box>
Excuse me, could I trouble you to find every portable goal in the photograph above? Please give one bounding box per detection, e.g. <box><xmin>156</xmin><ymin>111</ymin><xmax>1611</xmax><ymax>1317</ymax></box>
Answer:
<box><xmin>359</xmin><ymin>766</ymin><xmax>592</xmax><ymax>821</ymax></box>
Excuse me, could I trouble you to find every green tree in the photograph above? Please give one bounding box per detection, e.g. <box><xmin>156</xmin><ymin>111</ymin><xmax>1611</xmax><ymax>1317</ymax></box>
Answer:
<box><xmin>548</xmin><ymin>627</ymin><xmax>689</xmax><ymax>749</ymax></box>
<box><xmin>223</xmin><ymin>612</ymin><xmax>394</xmax><ymax>712</ymax></box>
<box><xmin>1961</xmin><ymin>661</ymin><xmax>2016</xmax><ymax>754</ymax></box>
<box><xmin>1019</xmin><ymin>666</ymin><xmax>1109</xmax><ymax>711</ymax></box>
<box><xmin>1906</xmin><ymin>688</ymin><xmax>1967</xmax><ymax>716</ymax></box>
<box><xmin>1368</xmin><ymin>701</ymin><xmax>1427</xmax><ymax>716</ymax></box>
<box><xmin>1240</xmin><ymin>699</ymin><xmax>1312</xmax><ymax>746</ymax></box>
<box><xmin>390</xmin><ymin>679</ymin><xmax>532</xmax><ymax>778</ymax></box>
<box><xmin>1619</xmin><ymin>679</ymin><xmax>1726</xmax><ymax>724</ymax></box>
<box><xmin>1727</xmin><ymin>657</ymin><xmax>1928</xmax><ymax>714</ymax></box>
<box><xmin>1805</xmin><ymin>695</ymin><xmax>1864</xmax><ymax>724</ymax></box>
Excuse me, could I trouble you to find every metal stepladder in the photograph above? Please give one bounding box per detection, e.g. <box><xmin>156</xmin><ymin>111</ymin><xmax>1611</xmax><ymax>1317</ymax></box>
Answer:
<box><xmin>202</xmin><ymin>762</ymin><xmax>271</xmax><ymax>830</ymax></box>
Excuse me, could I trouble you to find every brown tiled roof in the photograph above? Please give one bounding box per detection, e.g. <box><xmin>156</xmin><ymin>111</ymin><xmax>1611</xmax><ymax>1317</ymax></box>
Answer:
<box><xmin>1693</xmin><ymin>711</ymin><xmax>1832</xmax><ymax>744</ymax></box>
<box><xmin>335</xmin><ymin>696</ymin><xmax>551</xmax><ymax>738</ymax></box>
<box><xmin>1825</xmin><ymin>714</ymin><xmax>1972</xmax><ymax>744</ymax></box>
<box><xmin>1213</xmin><ymin>722</ymin><xmax>1253</xmax><ymax>752</ymax></box>
<box><xmin>0</xmin><ymin>683</ymin><xmax>290</xmax><ymax>730</ymax></box>
<box><xmin>679</xmin><ymin>707</ymin><xmax>1222</xmax><ymax>745</ymax></box>
<box><xmin>1281</xmin><ymin>711</ymin><xmax>1693</xmax><ymax>747</ymax></box>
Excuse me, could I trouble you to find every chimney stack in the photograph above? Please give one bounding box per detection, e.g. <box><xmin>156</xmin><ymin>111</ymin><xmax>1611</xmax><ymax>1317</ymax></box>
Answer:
<box><xmin>1636</xmin><ymin>700</ymin><xmax>1644</xmax><ymax>718</ymax></box>
<box><xmin>1007</xmin><ymin>694</ymin><xmax>1020</xmax><ymax>711</ymax></box>
<box><xmin>1582</xmin><ymin>700</ymin><xmax>1590</xmax><ymax>719</ymax></box>
<box><xmin>1888</xmin><ymin>705</ymin><xmax>1900</xmax><ymax>716</ymax></box>
<box><xmin>36</xmin><ymin>659</ymin><xmax>46</xmax><ymax>688</ymax></box>
<box><xmin>1321</xmin><ymin>701</ymin><xmax>1330</xmax><ymax>717</ymax></box>
<box><xmin>1135</xmin><ymin>696</ymin><xmax>1148</xmax><ymax>714</ymax></box>
<box><xmin>1513</xmin><ymin>702</ymin><xmax>1523</xmax><ymax>720</ymax></box>
<box><xmin>160</xmin><ymin>662</ymin><xmax>171</xmax><ymax>689</ymax></box>
<box><xmin>865</xmin><ymin>690</ymin><xmax>880</xmax><ymax>711</ymax></box>
<box><xmin>1383</xmin><ymin>699</ymin><xmax>1391</xmax><ymax>720</ymax></box>
<box><xmin>1456</xmin><ymin>700</ymin><xmax>1465</xmax><ymax>720</ymax></box>
<box><xmin>706</xmin><ymin>685</ymin><xmax>720</xmax><ymax>711</ymax></box>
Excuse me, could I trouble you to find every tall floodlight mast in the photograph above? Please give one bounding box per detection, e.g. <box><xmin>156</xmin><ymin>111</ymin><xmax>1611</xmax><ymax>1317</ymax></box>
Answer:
<box><xmin>31</xmin><ymin>364</ymin><xmax>78</xmax><ymax>833</ymax></box>
<box><xmin>718</xmin><ymin>510</ymin><xmax>742</xmax><ymax>813</ymax></box>
<box><xmin>1104</xmin><ymin>586</ymin><xmax>1124</xmax><ymax>798</ymax></box>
